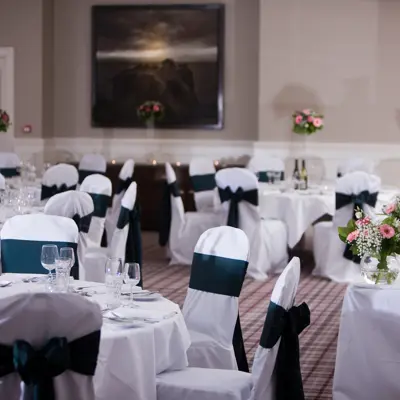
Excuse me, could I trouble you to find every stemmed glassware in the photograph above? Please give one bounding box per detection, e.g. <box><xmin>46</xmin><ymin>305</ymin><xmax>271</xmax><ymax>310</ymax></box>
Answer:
<box><xmin>60</xmin><ymin>247</ymin><xmax>75</xmax><ymax>273</ymax></box>
<box><xmin>41</xmin><ymin>245</ymin><xmax>59</xmax><ymax>279</ymax></box>
<box><xmin>124</xmin><ymin>263</ymin><xmax>141</xmax><ymax>307</ymax></box>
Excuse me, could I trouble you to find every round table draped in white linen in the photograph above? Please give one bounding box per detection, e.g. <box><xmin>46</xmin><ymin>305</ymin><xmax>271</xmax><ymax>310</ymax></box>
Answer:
<box><xmin>333</xmin><ymin>283</ymin><xmax>400</xmax><ymax>400</ymax></box>
<box><xmin>258</xmin><ymin>185</ymin><xmax>398</xmax><ymax>249</ymax></box>
<box><xmin>0</xmin><ymin>274</ymin><xmax>191</xmax><ymax>400</ymax></box>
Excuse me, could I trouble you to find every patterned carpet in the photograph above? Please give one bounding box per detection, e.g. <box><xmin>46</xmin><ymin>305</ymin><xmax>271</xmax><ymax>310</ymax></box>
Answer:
<box><xmin>142</xmin><ymin>233</ymin><xmax>347</xmax><ymax>400</ymax></box>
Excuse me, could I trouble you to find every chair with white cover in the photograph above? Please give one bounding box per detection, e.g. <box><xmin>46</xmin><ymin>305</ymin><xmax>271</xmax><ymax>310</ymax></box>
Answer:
<box><xmin>156</xmin><ymin>257</ymin><xmax>310</xmax><ymax>400</ymax></box>
<box><xmin>337</xmin><ymin>158</ymin><xmax>374</xmax><ymax>177</ymax></box>
<box><xmin>247</xmin><ymin>156</ymin><xmax>285</xmax><ymax>183</ymax></box>
<box><xmin>159</xmin><ymin>162</ymin><xmax>220</xmax><ymax>265</ymax></box>
<box><xmin>105</xmin><ymin>159</ymin><xmax>135</xmax><ymax>244</ymax></box>
<box><xmin>78</xmin><ymin>153</ymin><xmax>107</xmax><ymax>184</ymax></box>
<box><xmin>189</xmin><ymin>157</ymin><xmax>217</xmax><ymax>212</ymax></box>
<box><xmin>0</xmin><ymin>152</ymin><xmax>20</xmax><ymax>177</ymax></box>
<box><xmin>84</xmin><ymin>182</ymin><xmax>142</xmax><ymax>283</ymax></box>
<box><xmin>41</xmin><ymin>163</ymin><xmax>79</xmax><ymax>200</ymax></box>
<box><xmin>0</xmin><ymin>173</ymin><xmax>5</xmax><ymax>190</ymax></box>
<box><xmin>313</xmin><ymin>171</ymin><xmax>381</xmax><ymax>282</ymax></box>
<box><xmin>0</xmin><ymin>214</ymin><xmax>78</xmax><ymax>274</ymax></box>
<box><xmin>44</xmin><ymin>191</ymin><xmax>94</xmax><ymax>279</ymax></box>
<box><xmin>80</xmin><ymin>174</ymin><xmax>112</xmax><ymax>248</ymax></box>
<box><xmin>0</xmin><ymin>292</ymin><xmax>102</xmax><ymax>400</ymax></box>
<box><xmin>184</xmin><ymin>226</ymin><xmax>250</xmax><ymax>372</ymax></box>
<box><xmin>216</xmin><ymin>168</ymin><xmax>288</xmax><ymax>280</ymax></box>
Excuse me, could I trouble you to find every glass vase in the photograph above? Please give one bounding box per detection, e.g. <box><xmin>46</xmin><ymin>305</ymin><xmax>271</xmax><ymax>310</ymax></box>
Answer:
<box><xmin>361</xmin><ymin>255</ymin><xmax>400</xmax><ymax>285</ymax></box>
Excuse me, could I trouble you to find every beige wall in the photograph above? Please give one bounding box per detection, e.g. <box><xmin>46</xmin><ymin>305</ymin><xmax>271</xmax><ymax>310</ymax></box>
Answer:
<box><xmin>53</xmin><ymin>0</ymin><xmax>260</xmax><ymax>140</ymax></box>
<box><xmin>259</xmin><ymin>0</ymin><xmax>400</xmax><ymax>143</ymax></box>
<box><xmin>0</xmin><ymin>0</ymin><xmax>44</xmax><ymax>138</ymax></box>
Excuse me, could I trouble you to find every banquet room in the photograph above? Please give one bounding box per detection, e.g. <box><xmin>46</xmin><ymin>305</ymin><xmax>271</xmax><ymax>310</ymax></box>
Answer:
<box><xmin>0</xmin><ymin>0</ymin><xmax>399</xmax><ymax>399</ymax></box>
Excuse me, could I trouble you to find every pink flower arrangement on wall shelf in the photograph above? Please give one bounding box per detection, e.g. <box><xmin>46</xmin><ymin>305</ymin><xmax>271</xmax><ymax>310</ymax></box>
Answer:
<box><xmin>292</xmin><ymin>109</ymin><xmax>324</xmax><ymax>135</ymax></box>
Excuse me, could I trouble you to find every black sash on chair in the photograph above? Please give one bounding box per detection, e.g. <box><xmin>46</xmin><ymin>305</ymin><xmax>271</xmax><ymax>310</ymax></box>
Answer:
<box><xmin>115</xmin><ymin>177</ymin><xmax>132</xmax><ymax>195</ymax></box>
<box><xmin>191</xmin><ymin>174</ymin><xmax>216</xmax><ymax>192</ymax></box>
<box><xmin>258</xmin><ymin>171</ymin><xmax>285</xmax><ymax>183</ymax></box>
<box><xmin>78</xmin><ymin>170</ymin><xmax>104</xmax><ymax>184</ymax></box>
<box><xmin>41</xmin><ymin>184</ymin><xmax>77</xmax><ymax>200</ymax></box>
<box><xmin>0</xmin><ymin>168</ymin><xmax>19</xmax><ymax>178</ymax></box>
<box><xmin>336</xmin><ymin>190</ymin><xmax>378</xmax><ymax>263</ymax></box>
<box><xmin>0</xmin><ymin>330</ymin><xmax>101</xmax><ymax>400</ymax></box>
<box><xmin>72</xmin><ymin>213</ymin><xmax>93</xmax><ymax>234</ymax></box>
<box><xmin>218</xmin><ymin>186</ymin><xmax>258</xmax><ymax>228</ymax></box>
<box><xmin>117</xmin><ymin>201</ymin><xmax>143</xmax><ymax>287</ymax></box>
<box><xmin>190</xmin><ymin>252</ymin><xmax>249</xmax><ymax>372</ymax></box>
<box><xmin>89</xmin><ymin>193</ymin><xmax>110</xmax><ymax>219</ymax></box>
<box><xmin>158</xmin><ymin>180</ymin><xmax>181</xmax><ymax>247</ymax></box>
<box><xmin>260</xmin><ymin>301</ymin><xmax>310</xmax><ymax>400</ymax></box>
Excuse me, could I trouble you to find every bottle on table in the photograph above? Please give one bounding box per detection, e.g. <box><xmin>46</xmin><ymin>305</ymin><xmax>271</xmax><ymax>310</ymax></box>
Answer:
<box><xmin>300</xmin><ymin>159</ymin><xmax>308</xmax><ymax>190</ymax></box>
<box><xmin>292</xmin><ymin>159</ymin><xmax>301</xmax><ymax>190</ymax></box>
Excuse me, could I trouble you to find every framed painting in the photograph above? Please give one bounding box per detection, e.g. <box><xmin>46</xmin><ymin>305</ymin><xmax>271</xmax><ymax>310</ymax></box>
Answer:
<box><xmin>91</xmin><ymin>4</ymin><xmax>224</xmax><ymax>129</ymax></box>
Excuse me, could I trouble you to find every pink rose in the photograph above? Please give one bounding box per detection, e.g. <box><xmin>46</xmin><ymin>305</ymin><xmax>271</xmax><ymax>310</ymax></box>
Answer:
<box><xmin>346</xmin><ymin>230</ymin><xmax>359</xmax><ymax>243</ymax></box>
<box><xmin>295</xmin><ymin>115</ymin><xmax>302</xmax><ymax>124</ymax></box>
<box><xmin>384</xmin><ymin>203</ymin><xmax>396</xmax><ymax>215</ymax></box>
<box><xmin>379</xmin><ymin>224</ymin><xmax>395</xmax><ymax>239</ymax></box>
<box><xmin>307</xmin><ymin>116</ymin><xmax>314</xmax><ymax>123</ymax></box>
<box><xmin>313</xmin><ymin>118</ymin><xmax>323</xmax><ymax>128</ymax></box>
<box><xmin>356</xmin><ymin>216</ymin><xmax>371</xmax><ymax>227</ymax></box>
<box><xmin>302</xmin><ymin>109</ymin><xmax>311</xmax><ymax>115</ymax></box>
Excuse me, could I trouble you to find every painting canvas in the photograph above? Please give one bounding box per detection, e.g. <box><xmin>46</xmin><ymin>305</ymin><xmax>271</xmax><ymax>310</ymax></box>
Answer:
<box><xmin>91</xmin><ymin>4</ymin><xmax>224</xmax><ymax>129</ymax></box>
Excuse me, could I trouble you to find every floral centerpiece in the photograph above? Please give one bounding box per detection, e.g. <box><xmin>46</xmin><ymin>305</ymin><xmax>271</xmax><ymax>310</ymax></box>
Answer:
<box><xmin>292</xmin><ymin>109</ymin><xmax>324</xmax><ymax>135</ymax></box>
<box><xmin>338</xmin><ymin>199</ymin><xmax>400</xmax><ymax>284</ymax></box>
<box><xmin>137</xmin><ymin>101</ymin><xmax>165</xmax><ymax>124</ymax></box>
<box><xmin>0</xmin><ymin>109</ymin><xmax>11</xmax><ymax>132</ymax></box>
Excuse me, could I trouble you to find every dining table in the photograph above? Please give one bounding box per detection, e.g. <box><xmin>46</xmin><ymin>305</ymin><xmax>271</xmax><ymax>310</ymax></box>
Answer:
<box><xmin>0</xmin><ymin>274</ymin><xmax>191</xmax><ymax>400</ymax></box>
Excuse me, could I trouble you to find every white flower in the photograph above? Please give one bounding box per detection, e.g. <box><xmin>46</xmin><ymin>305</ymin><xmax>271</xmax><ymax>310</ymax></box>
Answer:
<box><xmin>305</xmin><ymin>124</ymin><xmax>309</xmax><ymax>128</ymax></box>
<box><xmin>355</xmin><ymin>211</ymin><xmax>363</xmax><ymax>219</ymax></box>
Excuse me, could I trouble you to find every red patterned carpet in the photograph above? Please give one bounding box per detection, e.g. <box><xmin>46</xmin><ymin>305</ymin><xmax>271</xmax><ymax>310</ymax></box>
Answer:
<box><xmin>142</xmin><ymin>233</ymin><xmax>347</xmax><ymax>400</ymax></box>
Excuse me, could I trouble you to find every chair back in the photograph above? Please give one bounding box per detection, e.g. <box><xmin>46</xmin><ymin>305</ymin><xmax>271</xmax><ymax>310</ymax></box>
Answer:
<box><xmin>0</xmin><ymin>152</ymin><xmax>20</xmax><ymax>177</ymax></box>
<box><xmin>189</xmin><ymin>157</ymin><xmax>216</xmax><ymax>212</ymax></box>
<box><xmin>0</xmin><ymin>214</ymin><xmax>78</xmax><ymax>274</ymax></box>
<box><xmin>0</xmin><ymin>292</ymin><xmax>102</xmax><ymax>400</ymax></box>
<box><xmin>44</xmin><ymin>191</ymin><xmax>94</xmax><ymax>278</ymax></box>
<box><xmin>78</xmin><ymin>154</ymin><xmax>106</xmax><ymax>183</ymax></box>
<box><xmin>80</xmin><ymin>174</ymin><xmax>112</xmax><ymax>247</ymax></box>
<box><xmin>0</xmin><ymin>173</ymin><xmax>5</xmax><ymax>190</ymax></box>
<box><xmin>252</xmin><ymin>257</ymin><xmax>310</xmax><ymax>400</ymax></box>
<box><xmin>248</xmin><ymin>156</ymin><xmax>285</xmax><ymax>182</ymax></box>
<box><xmin>41</xmin><ymin>164</ymin><xmax>79</xmax><ymax>200</ymax></box>
<box><xmin>183</xmin><ymin>226</ymin><xmax>249</xmax><ymax>350</ymax></box>
<box><xmin>337</xmin><ymin>158</ymin><xmax>374</xmax><ymax>177</ymax></box>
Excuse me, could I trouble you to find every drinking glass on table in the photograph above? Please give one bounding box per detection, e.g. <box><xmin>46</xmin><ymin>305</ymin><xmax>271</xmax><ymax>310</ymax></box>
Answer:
<box><xmin>60</xmin><ymin>247</ymin><xmax>75</xmax><ymax>273</ymax></box>
<box><xmin>55</xmin><ymin>257</ymin><xmax>70</xmax><ymax>292</ymax></box>
<box><xmin>41</xmin><ymin>245</ymin><xmax>59</xmax><ymax>278</ymax></box>
<box><xmin>105</xmin><ymin>257</ymin><xmax>123</xmax><ymax>308</ymax></box>
<box><xmin>124</xmin><ymin>263</ymin><xmax>141</xmax><ymax>307</ymax></box>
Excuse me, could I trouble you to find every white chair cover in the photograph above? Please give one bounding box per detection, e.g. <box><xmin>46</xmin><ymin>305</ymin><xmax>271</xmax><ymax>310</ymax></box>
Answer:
<box><xmin>313</xmin><ymin>171</ymin><xmax>381</xmax><ymax>282</ymax></box>
<box><xmin>80</xmin><ymin>174</ymin><xmax>112</xmax><ymax>248</ymax></box>
<box><xmin>0</xmin><ymin>292</ymin><xmax>102</xmax><ymax>400</ymax></box>
<box><xmin>184</xmin><ymin>226</ymin><xmax>249</xmax><ymax>370</ymax></box>
<box><xmin>0</xmin><ymin>152</ymin><xmax>20</xmax><ymax>178</ymax></box>
<box><xmin>161</xmin><ymin>162</ymin><xmax>220</xmax><ymax>265</ymax></box>
<box><xmin>215</xmin><ymin>168</ymin><xmax>288</xmax><ymax>280</ymax></box>
<box><xmin>78</xmin><ymin>154</ymin><xmax>106</xmax><ymax>183</ymax></box>
<box><xmin>247</xmin><ymin>156</ymin><xmax>285</xmax><ymax>183</ymax></box>
<box><xmin>84</xmin><ymin>182</ymin><xmax>137</xmax><ymax>283</ymax></box>
<box><xmin>251</xmin><ymin>257</ymin><xmax>309</xmax><ymax>400</ymax></box>
<box><xmin>44</xmin><ymin>191</ymin><xmax>94</xmax><ymax>279</ymax></box>
<box><xmin>41</xmin><ymin>163</ymin><xmax>79</xmax><ymax>200</ymax></box>
<box><xmin>0</xmin><ymin>214</ymin><xmax>78</xmax><ymax>274</ymax></box>
<box><xmin>337</xmin><ymin>158</ymin><xmax>374</xmax><ymax>177</ymax></box>
<box><xmin>189</xmin><ymin>157</ymin><xmax>217</xmax><ymax>212</ymax></box>
<box><xmin>105</xmin><ymin>159</ymin><xmax>134</xmax><ymax>243</ymax></box>
<box><xmin>0</xmin><ymin>173</ymin><xmax>5</xmax><ymax>190</ymax></box>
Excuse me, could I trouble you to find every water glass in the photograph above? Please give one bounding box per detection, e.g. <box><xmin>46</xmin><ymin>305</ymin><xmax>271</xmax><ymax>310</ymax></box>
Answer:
<box><xmin>105</xmin><ymin>257</ymin><xmax>123</xmax><ymax>308</ymax></box>
<box><xmin>55</xmin><ymin>257</ymin><xmax>71</xmax><ymax>293</ymax></box>
<box><xmin>41</xmin><ymin>245</ymin><xmax>59</xmax><ymax>277</ymax></box>
<box><xmin>60</xmin><ymin>247</ymin><xmax>75</xmax><ymax>272</ymax></box>
<box><xmin>124</xmin><ymin>263</ymin><xmax>141</xmax><ymax>306</ymax></box>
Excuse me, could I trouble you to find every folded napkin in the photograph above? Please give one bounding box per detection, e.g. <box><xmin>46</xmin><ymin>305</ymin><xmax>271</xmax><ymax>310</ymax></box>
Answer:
<box><xmin>110</xmin><ymin>308</ymin><xmax>177</xmax><ymax>322</ymax></box>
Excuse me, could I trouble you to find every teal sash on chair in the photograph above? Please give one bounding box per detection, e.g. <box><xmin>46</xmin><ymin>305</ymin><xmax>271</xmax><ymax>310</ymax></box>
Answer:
<box><xmin>189</xmin><ymin>252</ymin><xmax>249</xmax><ymax>372</ymax></box>
<box><xmin>191</xmin><ymin>173</ymin><xmax>216</xmax><ymax>192</ymax></box>
<box><xmin>1</xmin><ymin>240</ymin><xmax>78</xmax><ymax>275</ymax></box>
<box><xmin>78</xmin><ymin>170</ymin><xmax>104</xmax><ymax>184</ymax></box>
<box><xmin>89</xmin><ymin>193</ymin><xmax>110</xmax><ymax>218</ymax></box>
<box><xmin>0</xmin><ymin>168</ymin><xmax>19</xmax><ymax>178</ymax></box>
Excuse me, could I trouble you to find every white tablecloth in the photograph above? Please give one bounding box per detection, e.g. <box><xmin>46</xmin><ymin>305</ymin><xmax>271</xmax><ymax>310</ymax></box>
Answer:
<box><xmin>333</xmin><ymin>284</ymin><xmax>400</xmax><ymax>400</ymax></box>
<box><xmin>259</xmin><ymin>185</ymin><xmax>398</xmax><ymax>248</ymax></box>
<box><xmin>0</xmin><ymin>274</ymin><xmax>191</xmax><ymax>400</ymax></box>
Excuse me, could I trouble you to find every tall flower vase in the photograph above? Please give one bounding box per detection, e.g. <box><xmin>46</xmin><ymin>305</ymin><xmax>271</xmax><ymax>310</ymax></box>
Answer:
<box><xmin>361</xmin><ymin>255</ymin><xmax>400</xmax><ymax>285</ymax></box>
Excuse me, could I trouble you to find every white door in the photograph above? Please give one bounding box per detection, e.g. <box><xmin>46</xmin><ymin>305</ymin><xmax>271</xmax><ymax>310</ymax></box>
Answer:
<box><xmin>0</xmin><ymin>47</ymin><xmax>14</xmax><ymax>151</ymax></box>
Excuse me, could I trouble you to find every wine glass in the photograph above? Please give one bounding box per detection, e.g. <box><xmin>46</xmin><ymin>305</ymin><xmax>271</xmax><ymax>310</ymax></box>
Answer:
<box><xmin>60</xmin><ymin>247</ymin><xmax>75</xmax><ymax>273</ymax></box>
<box><xmin>124</xmin><ymin>263</ymin><xmax>141</xmax><ymax>306</ymax></box>
<box><xmin>41</xmin><ymin>245</ymin><xmax>59</xmax><ymax>278</ymax></box>
<box><xmin>105</xmin><ymin>257</ymin><xmax>123</xmax><ymax>308</ymax></box>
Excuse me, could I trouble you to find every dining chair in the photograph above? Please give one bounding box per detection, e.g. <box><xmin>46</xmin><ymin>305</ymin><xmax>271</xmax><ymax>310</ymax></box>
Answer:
<box><xmin>78</xmin><ymin>153</ymin><xmax>107</xmax><ymax>184</ymax></box>
<box><xmin>41</xmin><ymin>163</ymin><xmax>79</xmax><ymax>200</ymax></box>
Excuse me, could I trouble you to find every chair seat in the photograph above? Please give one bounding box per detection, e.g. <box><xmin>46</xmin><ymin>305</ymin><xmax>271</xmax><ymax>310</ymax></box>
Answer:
<box><xmin>156</xmin><ymin>368</ymin><xmax>253</xmax><ymax>400</ymax></box>
<box><xmin>187</xmin><ymin>329</ymin><xmax>237</xmax><ymax>370</ymax></box>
